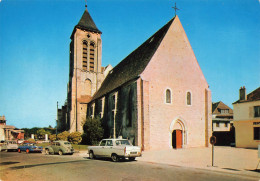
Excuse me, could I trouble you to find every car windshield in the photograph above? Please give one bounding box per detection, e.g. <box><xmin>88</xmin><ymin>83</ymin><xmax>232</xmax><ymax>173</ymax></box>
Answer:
<box><xmin>8</xmin><ymin>141</ymin><xmax>16</xmax><ymax>144</ymax></box>
<box><xmin>115</xmin><ymin>140</ymin><xmax>132</xmax><ymax>146</ymax></box>
<box><xmin>64</xmin><ymin>142</ymin><xmax>71</xmax><ymax>145</ymax></box>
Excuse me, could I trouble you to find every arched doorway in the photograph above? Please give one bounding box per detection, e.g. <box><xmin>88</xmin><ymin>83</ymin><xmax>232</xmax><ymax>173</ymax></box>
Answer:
<box><xmin>169</xmin><ymin>117</ymin><xmax>187</xmax><ymax>149</ymax></box>
<box><xmin>172</xmin><ymin>129</ymin><xmax>182</xmax><ymax>149</ymax></box>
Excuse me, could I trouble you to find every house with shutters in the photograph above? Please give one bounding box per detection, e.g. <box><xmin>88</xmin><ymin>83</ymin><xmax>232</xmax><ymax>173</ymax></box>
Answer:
<box><xmin>64</xmin><ymin>5</ymin><xmax>212</xmax><ymax>150</ymax></box>
<box><xmin>233</xmin><ymin>86</ymin><xmax>260</xmax><ymax>148</ymax></box>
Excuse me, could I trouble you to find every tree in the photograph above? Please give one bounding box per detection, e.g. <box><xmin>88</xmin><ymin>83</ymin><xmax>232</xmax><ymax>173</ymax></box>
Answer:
<box><xmin>68</xmin><ymin>132</ymin><xmax>82</xmax><ymax>144</ymax></box>
<box><xmin>49</xmin><ymin>134</ymin><xmax>57</xmax><ymax>142</ymax></box>
<box><xmin>37</xmin><ymin>128</ymin><xmax>51</xmax><ymax>140</ymax></box>
<box><xmin>57</xmin><ymin>131</ymin><xmax>70</xmax><ymax>141</ymax></box>
<box><xmin>22</xmin><ymin>127</ymin><xmax>40</xmax><ymax>139</ymax></box>
<box><xmin>82</xmin><ymin>117</ymin><xmax>104</xmax><ymax>145</ymax></box>
<box><xmin>22</xmin><ymin>127</ymin><xmax>54</xmax><ymax>139</ymax></box>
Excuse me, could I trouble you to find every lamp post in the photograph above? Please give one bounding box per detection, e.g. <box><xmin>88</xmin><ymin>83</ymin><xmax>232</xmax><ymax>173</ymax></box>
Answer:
<box><xmin>56</xmin><ymin>101</ymin><xmax>58</xmax><ymax>139</ymax></box>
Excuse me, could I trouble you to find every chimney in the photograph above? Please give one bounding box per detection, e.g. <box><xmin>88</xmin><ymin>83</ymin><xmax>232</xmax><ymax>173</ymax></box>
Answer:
<box><xmin>239</xmin><ymin>86</ymin><xmax>247</xmax><ymax>101</ymax></box>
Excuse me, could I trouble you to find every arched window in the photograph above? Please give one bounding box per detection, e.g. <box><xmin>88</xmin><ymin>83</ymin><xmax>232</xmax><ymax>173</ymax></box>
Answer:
<box><xmin>82</xmin><ymin>41</ymin><xmax>88</xmax><ymax>71</ymax></box>
<box><xmin>85</xmin><ymin>79</ymin><xmax>92</xmax><ymax>96</ymax></box>
<box><xmin>89</xmin><ymin>42</ymin><xmax>95</xmax><ymax>71</ymax></box>
<box><xmin>187</xmin><ymin>92</ymin><xmax>191</xmax><ymax>105</ymax></box>
<box><xmin>166</xmin><ymin>89</ymin><xmax>171</xmax><ymax>103</ymax></box>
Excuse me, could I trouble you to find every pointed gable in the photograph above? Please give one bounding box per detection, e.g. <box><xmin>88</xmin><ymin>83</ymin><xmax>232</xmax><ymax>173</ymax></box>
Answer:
<box><xmin>92</xmin><ymin>18</ymin><xmax>175</xmax><ymax>100</ymax></box>
<box><xmin>141</xmin><ymin>15</ymin><xmax>208</xmax><ymax>87</ymax></box>
<box><xmin>212</xmin><ymin>101</ymin><xmax>233</xmax><ymax>114</ymax></box>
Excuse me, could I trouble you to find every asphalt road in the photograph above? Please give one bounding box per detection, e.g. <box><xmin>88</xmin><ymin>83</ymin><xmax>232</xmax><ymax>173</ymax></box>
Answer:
<box><xmin>0</xmin><ymin>152</ymin><xmax>257</xmax><ymax>181</ymax></box>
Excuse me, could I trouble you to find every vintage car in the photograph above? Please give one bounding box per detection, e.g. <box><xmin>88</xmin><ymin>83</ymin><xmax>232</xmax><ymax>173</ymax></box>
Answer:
<box><xmin>45</xmin><ymin>141</ymin><xmax>74</xmax><ymax>155</ymax></box>
<box><xmin>88</xmin><ymin>138</ymin><xmax>142</xmax><ymax>162</ymax></box>
<box><xmin>18</xmin><ymin>143</ymin><xmax>43</xmax><ymax>153</ymax></box>
<box><xmin>0</xmin><ymin>140</ymin><xmax>18</xmax><ymax>152</ymax></box>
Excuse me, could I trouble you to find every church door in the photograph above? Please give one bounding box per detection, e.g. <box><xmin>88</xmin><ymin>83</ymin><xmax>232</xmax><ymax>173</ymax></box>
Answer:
<box><xmin>172</xmin><ymin>130</ymin><xmax>182</xmax><ymax>149</ymax></box>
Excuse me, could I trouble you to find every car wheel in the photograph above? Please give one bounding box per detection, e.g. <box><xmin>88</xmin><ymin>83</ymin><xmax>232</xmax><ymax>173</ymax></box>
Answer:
<box><xmin>89</xmin><ymin>151</ymin><xmax>95</xmax><ymax>159</ymax></box>
<box><xmin>45</xmin><ymin>149</ymin><xmax>49</xmax><ymax>155</ymax></box>
<box><xmin>26</xmin><ymin>149</ymin><xmax>30</xmax><ymax>154</ymax></box>
<box><xmin>58</xmin><ymin>150</ymin><xmax>63</xmax><ymax>156</ymax></box>
<box><xmin>129</xmin><ymin>157</ymin><xmax>136</xmax><ymax>161</ymax></box>
<box><xmin>18</xmin><ymin>149</ymin><xmax>21</xmax><ymax>153</ymax></box>
<box><xmin>111</xmin><ymin>154</ymin><xmax>119</xmax><ymax>162</ymax></box>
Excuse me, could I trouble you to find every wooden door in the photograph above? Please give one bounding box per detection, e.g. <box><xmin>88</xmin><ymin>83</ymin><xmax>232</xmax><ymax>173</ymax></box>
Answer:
<box><xmin>176</xmin><ymin>130</ymin><xmax>182</xmax><ymax>149</ymax></box>
<box><xmin>172</xmin><ymin>130</ymin><xmax>182</xmax><ymax>149</ymax></box>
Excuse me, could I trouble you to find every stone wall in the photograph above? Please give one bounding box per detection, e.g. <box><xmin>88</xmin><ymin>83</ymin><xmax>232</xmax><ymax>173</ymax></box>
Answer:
<box><xmin>92</xmin><ymin>81</ymin><xmax>138</xmax><ymax>145</ymax></box>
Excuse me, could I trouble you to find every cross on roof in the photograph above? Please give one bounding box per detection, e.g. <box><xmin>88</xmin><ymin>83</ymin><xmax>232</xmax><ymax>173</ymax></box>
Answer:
<box><xmin>85</xmin><ymin>0</ymin><xmax>87</xmax><ymax>8</ymax></box>
<box><xmin>172</xmin><ymin>2</ymin><xmax>179</xmax><ymax>17</ymax></box>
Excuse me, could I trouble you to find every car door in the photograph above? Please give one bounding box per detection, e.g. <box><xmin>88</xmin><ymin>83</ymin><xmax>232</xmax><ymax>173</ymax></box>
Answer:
<box><xmin>95</xmin><ymin>140</ymin><xmax>106</xmax><ymax>156</ymax></box>
<box><xmin>53</xmin><ymin>142</ymin><xmax>60</xmax><ymax>153</ymax></box>
<box><xmin>104</xmin><ymin>140</ymin><xmax>113</xmax><ymax>157</ymax></box>
<box><xmin>21</xmin><ymin>143</ymin><xmax>27</xmax><ymax>151</ymax></box>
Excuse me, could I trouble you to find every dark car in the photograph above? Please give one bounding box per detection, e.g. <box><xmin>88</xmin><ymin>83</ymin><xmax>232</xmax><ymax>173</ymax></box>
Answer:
<box><xmin>18</xmin><ymin>143</ymin><xmax>43</xmax><ymax>153</ymax></box>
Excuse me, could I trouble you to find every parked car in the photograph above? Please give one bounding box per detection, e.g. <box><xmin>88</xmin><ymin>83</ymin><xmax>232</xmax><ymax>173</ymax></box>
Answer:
<box><xmin>18</xmin><ymin>143</ymin><xmax>43</xmax><ymax>153</ymax></box>
<box><xmin>0</xmin><ymin>140</ymin><xmax>18</xmax><ymax>152</ymax></box>
<box><xmin>45</xmin><ymin>141</ymin><xmax>74</xmax><ymax>155</ymax></box>
<box><xmin>88</xmin><ymin>138</ymin><xmax>142</xmax><ymax>162</ymax></box>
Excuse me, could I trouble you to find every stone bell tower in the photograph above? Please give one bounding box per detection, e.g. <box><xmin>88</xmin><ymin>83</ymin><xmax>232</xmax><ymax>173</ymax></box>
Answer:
<box><xmin>67</xmin><ymin>5</ymin><xmax>103</xmax><ymax>133</ymax></box>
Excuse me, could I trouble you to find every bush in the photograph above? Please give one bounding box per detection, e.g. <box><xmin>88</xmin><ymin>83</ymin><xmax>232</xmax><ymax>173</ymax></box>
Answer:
<box><xmin>27</xmin><ymin>138</ymin><xmax>36</xmax><ymax>143</ymax></box>
<box><xmin>68</xmin><ymin>132</ymin><xmax>82</xmax><ymax>144</ymax></box>
<box><xmin>49</xmin><ymin>134</ymin><xmax>57</xmax><ymax>142</ymax></box>
<box><xmin>82</xmin><ymin>117</ymin><xmax>104</xmax><ymax>145</ymax></box>
<box><xmin>57</xmin><ymin>131</ymin><xmax>69</xmax><ymax>141</ymax></box>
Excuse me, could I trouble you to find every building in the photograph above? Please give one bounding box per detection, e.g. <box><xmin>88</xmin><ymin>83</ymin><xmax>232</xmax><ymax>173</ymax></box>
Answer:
<box><xmin>65</xmin><ymin>7</ymin><xmax>112</xmax><ymax>133</ymax></box>
<box><xmin>233</xmin><ymin>86</ymin><xmax>260</xmax><ymax>148</ymax></box>
<box><xmin>212</xmin><ymin>101</ymin><xmax>234</xmax><ymax>146</ymax></box>
<box><xmin>57</xmin><ymin>103</ymin><xmax>68</xmax><ymax>133</ymax></box>
<box><xmin>0</xmin><ymin>115</ymin><xmax>24</xmax><ymax>141</ymax></box>
<box><xmin>63</xmin><ymin>5</ymin><xmax>212</xmax><ymax>150</ymax></box>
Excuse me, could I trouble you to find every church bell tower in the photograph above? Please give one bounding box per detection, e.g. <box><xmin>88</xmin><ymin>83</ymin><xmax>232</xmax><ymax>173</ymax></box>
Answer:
<box><xmin>67</xmin><ymin>5</ymin><xmax>102</xmax><ymax>133</ymax></box>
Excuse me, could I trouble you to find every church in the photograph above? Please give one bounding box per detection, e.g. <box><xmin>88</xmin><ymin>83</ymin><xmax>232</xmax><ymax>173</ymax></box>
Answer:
<box><xmin>63</xmin><ymin>4</ymin><xmax>212</xmax><ymax>150</ymax></box>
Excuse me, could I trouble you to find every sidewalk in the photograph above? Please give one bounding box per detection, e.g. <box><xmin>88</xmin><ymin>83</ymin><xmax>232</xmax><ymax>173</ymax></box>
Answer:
<box><xmin>135</xmin><ymin>146</ymin><xmax>260</xmax><ymax>178</ymax></box>
<box><xmin>75</xmin><ymin>146</ymin><xmax>259</xmax><ymax>178</ymax></box>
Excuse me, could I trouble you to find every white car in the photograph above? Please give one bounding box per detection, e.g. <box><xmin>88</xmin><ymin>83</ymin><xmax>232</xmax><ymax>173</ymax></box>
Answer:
<box><xmin>88</xmin><ymin>138</ymin><xmax>142</xmax><ymax>162</ymax></box>
<box><xmin>0</xmin><ymin>140</ymin><xmax>18</xmax><ymax>152</ymax></box>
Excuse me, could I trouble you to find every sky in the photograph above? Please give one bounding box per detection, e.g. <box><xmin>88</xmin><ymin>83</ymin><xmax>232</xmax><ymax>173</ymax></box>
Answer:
<box><xmin>0</xmin><ymin>0</ymin><xmax>259</xmax><ymax>129</ymax></box>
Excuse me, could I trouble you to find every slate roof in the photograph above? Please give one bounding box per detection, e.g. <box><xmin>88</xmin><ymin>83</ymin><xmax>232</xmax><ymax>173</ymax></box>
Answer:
<box><xmin>71</xmin><ymin>8</ymin><xmax>101</xmax><ymax>38</ymax></box>
<box><xmin>92</xmin><ymin>17</ymin><xmax>175</xmax><ymax>100</ymax></box>
<box><xmin>233</xmin><ymin>87</ymin><xmax>260</xmax><ymax>104</ymax></box>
